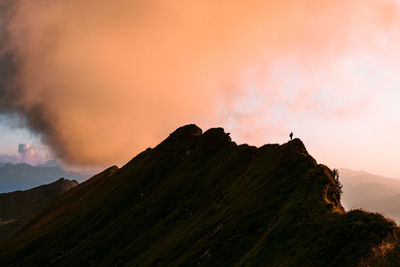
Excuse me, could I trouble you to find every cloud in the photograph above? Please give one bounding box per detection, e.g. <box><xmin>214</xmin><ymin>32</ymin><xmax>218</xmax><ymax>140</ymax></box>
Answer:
<box><xmin>0</xmin><ymin>143</ymin><xmax>45</xmax><ymax>165</ymax></box>
<box><xmin>18</xmin><ymin>143</ymin><xmax>34</xmax><ymax>160</ymax></box>
<box><xmin>0</xmin><ymin>0</ymin><xmax>399</xmax><ymax>167</ymax></box>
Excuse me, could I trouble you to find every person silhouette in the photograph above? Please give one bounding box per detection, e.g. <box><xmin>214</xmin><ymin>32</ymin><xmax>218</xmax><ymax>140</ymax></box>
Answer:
<box><xmin>289</xmin><ymin>132</ymin><xmax>293</xmax><ymax>140</ymax></box>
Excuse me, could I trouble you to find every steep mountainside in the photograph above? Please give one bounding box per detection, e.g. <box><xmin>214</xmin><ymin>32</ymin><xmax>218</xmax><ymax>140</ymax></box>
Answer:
<box><xmin>0</xmin><ymin>163</ymin><xmax>85</xmax><ymax>193</ymax></box>
<box><xmin>0</xmin><ymin>178</ymin><xmax>78</xmax><ymax>243</ymax></box>
<box><xmin>0</xmin><ymin>125</ymin><xmax>399</xmax><ymax>266</ymax></box>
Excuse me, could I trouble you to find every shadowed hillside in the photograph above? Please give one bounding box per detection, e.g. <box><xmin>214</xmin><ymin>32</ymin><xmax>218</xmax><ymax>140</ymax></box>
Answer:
<box><xmin>0</xmin><ymin>178</ymin><xmax>78</xmax><ymax>243</ymax></box>
<box><xmin>0</xmin><ymin>125</ymin><xmax>399</xmax><ymax>266</ymax></box>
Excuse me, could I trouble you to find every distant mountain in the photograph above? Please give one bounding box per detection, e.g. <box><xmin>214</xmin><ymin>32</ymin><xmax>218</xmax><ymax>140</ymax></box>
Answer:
<box><xmin>0</xmin><ymin>125</ymin><xmax>399</xmax><ymax>266</ymax></box>
<box><xmin>0</xmin><ymin>178</ymin><xmax>78</xmax><ymax>243</ymax></box>
<box><xmin>0</xmin><ymin>162</ymin><xmax>86</xmax><ymax>193</ymax></box>
<box><xmin>340</xmin><ymin>168</ymin><xmax>400</xmax><ymax>223</ymax></box>
<box><xmin>38</xmin><ymin>159</ymin><xmax>61</xmax><ymax>168</ymax></box>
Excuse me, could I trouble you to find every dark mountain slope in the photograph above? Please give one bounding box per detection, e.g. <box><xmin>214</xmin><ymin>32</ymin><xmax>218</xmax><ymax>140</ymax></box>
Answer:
<box><xmin>0</xmin><ymin>178</ymin><xmax>78</xmax><ymax>243</ymax></box>
<box><xmin>0</xmin><ymin>125</ymin><xmax>398</xmax><ymax>266</ymax></box>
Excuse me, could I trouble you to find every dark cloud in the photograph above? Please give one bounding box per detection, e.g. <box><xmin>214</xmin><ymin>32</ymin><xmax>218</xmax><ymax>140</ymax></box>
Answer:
<box><xmin>0</xmin><ymin>1</ymin><xmax>21</xmax><ymax>115</ymax></box>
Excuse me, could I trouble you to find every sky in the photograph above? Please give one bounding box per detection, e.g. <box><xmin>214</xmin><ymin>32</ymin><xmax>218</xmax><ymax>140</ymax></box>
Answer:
<box><xmin>1</xmin><ymin>0</ymin><xmax>400</xmax><ymax>177</ymax></box>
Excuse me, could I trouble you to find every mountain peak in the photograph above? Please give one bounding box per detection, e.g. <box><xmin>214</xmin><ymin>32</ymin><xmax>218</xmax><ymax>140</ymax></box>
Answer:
<box><xmin>203</xmin><ymin>127</ymin><xmax>231</xmax><ymax>142</ymax></box>
<box><xmin>155</xmin><ymin>124</ymin><xmax>202</xmax><ymax>150</ymax></box>
<box><xmin>54</xmin><ymin>177</ymin><xmax>79</xmax><ymax>188</ymax></box>
<box><xmin>287</xmin><ymin>137</ymin><xmax>307</xmax><ymax>150</ymax></box>
<box><xmin>196</xmin><ymin>127</ymin><xmax>233</xmax><ymax>150</ymax></box>
<box><xmin>165</xmin><ymin>124</ymin><xmax>202</xmax><ymax>144</ymax></box>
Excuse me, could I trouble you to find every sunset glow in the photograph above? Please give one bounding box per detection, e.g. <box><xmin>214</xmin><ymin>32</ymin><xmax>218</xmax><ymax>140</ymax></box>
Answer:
<box><xmin>1</xmin><ymin>0</ymin><xmax>400</xmax><ymax>177</ymax></box>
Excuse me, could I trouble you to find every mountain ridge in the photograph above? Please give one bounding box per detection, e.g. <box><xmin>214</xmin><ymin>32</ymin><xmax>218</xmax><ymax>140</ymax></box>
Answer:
<box><xmin>0</xmin><ymin>125</ymin><xmax>398</xmax><ymax>266</ymax></box>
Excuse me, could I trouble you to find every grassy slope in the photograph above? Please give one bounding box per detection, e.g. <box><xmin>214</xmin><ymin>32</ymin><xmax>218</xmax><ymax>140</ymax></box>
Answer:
<box><xmin>0</xmin><ymin>178</ymin><xmax>78</xmax><ymax>243</ymax></box>
<box><xmin>0</xmin><ymin>125</ymin><xmax>398</xmax><ymax>266</ymax></box>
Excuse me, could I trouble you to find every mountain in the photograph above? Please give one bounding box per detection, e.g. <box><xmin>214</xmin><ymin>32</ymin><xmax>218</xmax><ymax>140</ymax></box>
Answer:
<box><xmin>0</xmin><ymin>125</ymin><xmax>399</xmax><ymax>266</ymax></box>
<box><xmin>0</xmin><ymin>178</ymin><xmax>78</xmax><ymax>243</ymax></box>
<box><xmin>38</xmin><ymin>159</ymin><xmax>62</xmax><ymax>168</ymax></box>
<box><xmin>340</xmin><ymin>168</ymin><xmax>400</xmax><ymax>223</ymax></box>
<box><xmin>0</xmin><ymin>162</ymin><xmax>86</xmax><ymax>193</ymax></box>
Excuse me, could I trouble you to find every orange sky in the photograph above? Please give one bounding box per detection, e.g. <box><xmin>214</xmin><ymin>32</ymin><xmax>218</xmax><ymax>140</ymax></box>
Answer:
<box><xmin>2</xmin><ymin>0</ymin><xmax>400</xmax><ymax>177</ymax></box>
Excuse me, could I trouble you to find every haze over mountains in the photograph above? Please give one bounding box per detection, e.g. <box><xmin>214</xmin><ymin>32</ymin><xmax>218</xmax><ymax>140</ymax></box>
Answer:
<box><xmin>340</xmin><ymin>168</ymin><xmax>400</xmax><ymax>224</ymax></box>
<box><xmin>0</xmin><ymin>161</ymin><xmax>87</xmax><ymax>193</ymax></box>
<box><xmin>1</xmin><ymin>125</ymin><xmax>399</xmax><ymax>266</ymax></box>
